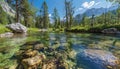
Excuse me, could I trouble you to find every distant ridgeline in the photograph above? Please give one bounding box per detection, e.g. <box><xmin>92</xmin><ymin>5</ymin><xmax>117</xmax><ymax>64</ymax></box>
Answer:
<box><xmin>75</xmin><ymin>5</ymin><xmax>118</xmax><ymax>23</ymax></box>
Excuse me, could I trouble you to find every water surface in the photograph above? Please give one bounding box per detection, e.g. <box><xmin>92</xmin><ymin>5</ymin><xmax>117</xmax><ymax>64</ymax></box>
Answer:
<box><xmin>0</xmin><ymin>32</ymin><xmax>120</xmax><ymax>69</ymax></box>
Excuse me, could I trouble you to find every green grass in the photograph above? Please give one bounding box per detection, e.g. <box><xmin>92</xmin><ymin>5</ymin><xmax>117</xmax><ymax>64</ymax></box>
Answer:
<box><xmin>68</xmin><ymin>24</ymin><xmax>120</xmax><ymax>33</ymax></box>
<box><xmin>28</xmin><ymin>28</ymin><xmax>40</xmax><ymax>33</ymax></box>
<box><xmin>0</xmin><ymin>24</ymin><xmax>11</xmax><ymax>34</ymax></box>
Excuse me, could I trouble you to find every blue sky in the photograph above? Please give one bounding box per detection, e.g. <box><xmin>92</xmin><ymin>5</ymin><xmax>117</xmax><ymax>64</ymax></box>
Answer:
<box><xmin>29</xmin><ymin>0</ymin><xmax>113</xmax><ymax>18</ymax></box>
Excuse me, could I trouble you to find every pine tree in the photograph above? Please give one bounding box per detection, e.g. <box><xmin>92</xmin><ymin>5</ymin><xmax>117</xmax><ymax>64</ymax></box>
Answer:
<box><xmin>20</xmin><ymin>0</ymin><xmax>34</xmax><ymax>27</ymax></box>
<box><xmin>41</xmin><ymin>1</ymin><xmax>50</xmax><ymax>29</ymax></box>
<box><xmin>52</xmin><ymin>8</ymin><xmax>60</xmax><ymax>28</ymax></box>
<box><xmin>64</xmin><ymin>0</ymin><xmax>74</xmax><ymax>28</ymax></box>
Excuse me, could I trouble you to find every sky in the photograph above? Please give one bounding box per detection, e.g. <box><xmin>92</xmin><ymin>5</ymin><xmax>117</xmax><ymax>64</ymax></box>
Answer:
<box><xmin>29</xmin><ymin>0</ymin><xmax>113</xmax><ymax>18</ymax></box>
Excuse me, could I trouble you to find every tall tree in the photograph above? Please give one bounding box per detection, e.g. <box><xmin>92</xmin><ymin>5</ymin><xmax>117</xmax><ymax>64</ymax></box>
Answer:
<box><xmin>35</xmin><ymin>9</ymin><xmax>43</xmax><ymax>28</ymax></box>
<box><xmin>20</xmin><ymin>0</ymin><xmax>34</xmax><ymax>27</ymax></box>
<box><xmin>6</xmin><ymin>0</ymin><xmax>22</xmax><ymax>23</ymax></box>
<box><xmin>64</xmin><ymin>0</ymin><xmax>74</xmax><ymax>28</ymax></box>
<box><xmin>106</xmin><ymin>0</ymin><xmax>120</xmax><ymax>24</ymax></box>
<box><xmin>52</xmin><ymin>8</ymin><xmax>60</xmax><ymax>28</ymax></box>
<box><xmin>15</xmin><ymin>0</ymin><xmax>19</xmax><ymax>22</ymax></box>
<box><xmin>81</xmin><ymin>14</ymin><xmax>86</xmax><ymax>27</ymax></box>
<box><xmin>41</xmin><ymin>1</ymin><xmax>50</xmax><ymax>29</ymax></box>
<box><xmin>90</xmin><ymin>14</ymin><xmax>95</xmax><ymax>27</ymax></box>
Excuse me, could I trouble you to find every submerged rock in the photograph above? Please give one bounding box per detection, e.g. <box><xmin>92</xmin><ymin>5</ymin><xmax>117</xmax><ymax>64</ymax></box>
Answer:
<box><xmin>34</xmin><ymin>43</ymin><xmax>45</xmax><ymax>50</ymax></box>
<box><xmin>6</xmin><ymin>23</ymin><xmax>27</xmax><ymax>33</ymax></box>
<box><xmin>42</xmin><ymin>59</ymin><xmax>56</xmax><ymax>69</ymax></box>
<box><xmin>18</xmin><ymin>49</ymin><xmax>46</xmax><ymax>69</ymax></box>
<box><xmin>102</xmin><ymin>28</ymin><xmax>120</xmax><ymax>34</ymax></box>
<box><xmin>22</xmin><ymin>49</ymin><xmax>38</xmax><ymax>58</ymax></box>
<box><xmin>23</xmin><ymin>41</ymin><xmax>41</xmax><ymax>46</ymax></box>
<box><xmin>22</xmin><ymin>55</ymin><xmax>44</xmax><ymax>69</ymax></box>
<box><xmin>0</xmin><ymin>32</ymin><xmax>13</xmax><ymax>38</ymax></box>
<box><xmin>77</xmin><ymin>49</ymin><xmax>119</xmax><ymax>69</ymax></box>
<box><xmin>43</xmin><ymin>58</ymin><xmax>68</xmax><ymax>69</ymax></box>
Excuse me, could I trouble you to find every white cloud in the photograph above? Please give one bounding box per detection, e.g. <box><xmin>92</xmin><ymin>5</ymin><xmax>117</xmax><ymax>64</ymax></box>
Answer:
<box><xmin>75</xmin><ymin>7</ymin><xmax>86</xmax><ymax>14</ymax></box>
<box><xmin>76</xmin><ymin>8</ymin><xmax>83</xmax><ymax>11</ymax></box>
<box><xmin>82</xmin><ymin>1</ymin><xmax>95</xmax><ymax>8</ymax></box>
<box><xmin>95</xmin><ymin>2</ymin><xmax>101</xmax><ymax>6</ymax></box>
<box><xmin>49</xmin><ymin>14</ymin><xmax>52</xmax><ymax>17</ymax></box>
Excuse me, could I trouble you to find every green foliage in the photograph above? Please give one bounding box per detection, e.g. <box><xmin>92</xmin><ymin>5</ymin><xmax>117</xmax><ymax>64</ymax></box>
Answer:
<box><xmin>65</xmin><ymin>0</ymin><xmax>75</xmax><ymax>28</ymax></box>
<box><xmin>0</xmin><ymin>24</ymin><xmax>11</xmax><ymax>34</ymax></box>
<box><xmin>41</xmin><ymin>1</ymin><xmax>50</xmax><ymax>29</ymax></box>
<box><xmin>20</xmin><ymin>0</ymin><xmax>35</xmax><ymax>27</ymax></box>
<box><xmin>28</xmin><ymin>28</ymin><xmax>40</xmax><ymax>33</ymax></box>
<box><xmin>0</xmin><ymin>6</ymin><xmax>9</xmax><ymax>25</ymax></box>
<box><xmin>106</xmin><ymin>0</ymin><xmax>120</xmax><ymax>4</ymax></box>
<box><xmin>52</xmin><ymin>8</ymin><xmax>59</xmax><ymax>28</ymax></box>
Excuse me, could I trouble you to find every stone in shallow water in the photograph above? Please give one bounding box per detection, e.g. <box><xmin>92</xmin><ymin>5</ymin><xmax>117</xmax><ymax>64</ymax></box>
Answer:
<box><xmin>42</xmin><ymin>58</ymin><xmax>68</xmax><ymax>69</ymax></box>
<box><xmin>0</xmin><ymin>32</ymin><xmax>13</xmax><ymax>38</ymax></box>
<box><xmin>22</xmin><ymin>49</ymin><xmax>38</xmax><ymax>58</ymax></box>
<box><xmin>19</xmin><ymin>49</ymin><xmax>46</xmax><ymax>69</ymax></box>
<box><xmin>34</xmin><ymin>43</ymin><xmax>45</xmax><ymax>50</ymax></box>
<box><xmin>102</xmin><ymin>28</ymin><xmax>120</xmax><ymax>34</ymax></box>
<box><xmin>77</xmin><ymin>49</ymin><xmax>119</xmax><ymax>69</ymax></box>
<box><xmin>22</xmin><ymin>55</ymin><xmax>43</xmax><ymax>69</ymax></box>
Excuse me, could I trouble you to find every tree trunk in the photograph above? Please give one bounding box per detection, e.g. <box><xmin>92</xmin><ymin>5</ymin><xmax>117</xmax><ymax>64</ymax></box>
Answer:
<box><xmin>16</xmin><ymin>0</ymin><xmax>19</xmax><ymax>23</ymax></box>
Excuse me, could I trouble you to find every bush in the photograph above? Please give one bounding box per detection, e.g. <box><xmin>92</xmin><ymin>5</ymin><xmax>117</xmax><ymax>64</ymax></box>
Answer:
<box><xmin>0</xmin><ymin>6</ymin><xmax>9</xmax><ymax>25</ymax></box>
<box><xmin>0</xmin><ymin>24</ymin><xmax>11</xmax><ymax>34</ymax></box>
<box><xmin>28</xmin><ymin>28</ymin><xmax>40</xmax><ymax>33</ymax></box>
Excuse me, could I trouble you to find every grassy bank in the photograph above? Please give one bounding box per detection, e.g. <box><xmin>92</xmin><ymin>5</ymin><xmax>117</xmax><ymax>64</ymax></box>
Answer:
<box><xmin>28</xmin><ymin>28</ymin><xmax>40</xmax><ymax>33</ymax></box>
<box><xmin>0</xmin><ymin>24</ymin><xmax>11</xmax><ymax>34</ymax></box>
<box><xmin>66</xmin><ymin>24</ymin><xmax>120</xmax><ymax>33</ymax></box>
<box><xmin>28</xmin><ymin>28</ymin><xmax>65</xmax><ymax>33</ymax></box>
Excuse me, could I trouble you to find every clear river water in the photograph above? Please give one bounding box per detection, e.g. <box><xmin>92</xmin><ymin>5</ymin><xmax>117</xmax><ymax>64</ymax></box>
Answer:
<box><xmin>0</xmin><ymin>32</ymin><xmax>120</xmax><ymax>69</ymax></box>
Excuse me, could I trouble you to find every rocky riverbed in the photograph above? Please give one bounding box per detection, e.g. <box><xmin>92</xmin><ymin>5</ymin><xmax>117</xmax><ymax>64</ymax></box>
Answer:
<box><xmin>0</xmin><ymin>32</ymin><xmax>120</xmax><ymax>69</ymax></box>
<box><xmin>14</xmin><ymin>40</ymin><xmax>77</xmax><ymax>69</ymax></box>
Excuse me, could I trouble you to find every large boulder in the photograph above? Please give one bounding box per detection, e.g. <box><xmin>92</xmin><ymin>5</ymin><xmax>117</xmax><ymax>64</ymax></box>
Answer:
<box><xmin>102</xmin><ymin>28</ymin><xmax>120</xmax><ymax>34</ymax></box>
<box><xmin>77</xmin><ymin>49</ymin><xmax>119</xmax><ymax>69</ymax></box>
<box><xmin>6</xmin><ymin>23</ymin><xmax>27</xmax><ymax>33</ymax></box>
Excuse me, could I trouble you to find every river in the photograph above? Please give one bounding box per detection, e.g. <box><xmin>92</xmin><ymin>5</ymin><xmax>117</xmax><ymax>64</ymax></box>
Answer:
<box><xmin>0</xmin><ymin>32</ymin><xmax>120</xmax><ymax>69</ymax></box>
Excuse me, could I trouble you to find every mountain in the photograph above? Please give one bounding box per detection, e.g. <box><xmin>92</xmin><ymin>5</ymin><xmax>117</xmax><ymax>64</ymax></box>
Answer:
<box><xmin>84</xmin><ymin>6</ymin><xmax>118</xmax><ymax>17</ymax></box>
<box><xmin>75</xmin><ymin>5</ymin><xmax>118</xmax><ymax>22</ymax></box>
<box><xmin>0</xmin><ymin>0</ymin><xmax>15</xmax><ymax>17</ymax></box>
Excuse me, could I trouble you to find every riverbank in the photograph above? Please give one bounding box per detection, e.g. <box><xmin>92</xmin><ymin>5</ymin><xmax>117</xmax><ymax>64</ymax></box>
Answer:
<box><xmin>66</xmin><ymin>24</ymin><xmax>120</xmax><ymax>33</ymax></box>
<box><xmin>1</xmin><ymin>23</ymin><xmax>120</xmax><ymax>35</ymax></box>
<box><xmin>0</xmin><ymin>24</ymin><xmax>11</xmax><ymax>34</ymax></box>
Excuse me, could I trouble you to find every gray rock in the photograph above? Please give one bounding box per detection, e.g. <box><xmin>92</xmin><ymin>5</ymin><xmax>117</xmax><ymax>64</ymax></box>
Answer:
<box><xmin>0</xmin><ymin>1</ymin><xmax>15</xmax><ymax>17</ymax></box>
<box><xmin>102</xmin><ymin>28</ymin><xmax>119</xmax><ymax>34</ymax></box>
<box><xmin>80</xmin><ymin>49</ymin><xmax>119</xmax><ymax>66</ymax></box>
<box><xmin>6</xmin><ymin>23</ymin><xmax>27</xmax><ymax>33</ymax></box>
<box><xmin>0</xmin><ymin>32</ymin><xmax>13</xmax><ymax>38</ymax></box>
